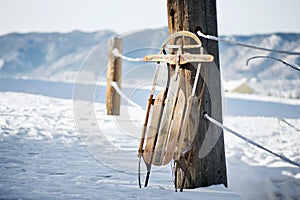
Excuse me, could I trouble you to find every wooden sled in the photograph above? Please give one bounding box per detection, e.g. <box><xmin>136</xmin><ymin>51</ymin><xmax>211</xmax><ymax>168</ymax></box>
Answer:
<box><xmin>138</xmin><ymin>31</ymin><xmax>214</xmax><ymax>188</ymax></box>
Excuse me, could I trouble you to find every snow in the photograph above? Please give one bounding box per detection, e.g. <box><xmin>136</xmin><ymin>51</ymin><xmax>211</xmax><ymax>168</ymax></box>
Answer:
<box><xmin>1</xmin><ymin>78</ymin><xmax>300</xmax><ymax>199</ymax></box>
<box><xmin>0</xmin><ymin>90</ymin><xmax>239</xmax><ymax>199</ymax></box>
<box><xmin>223</xmin><ymin>78</ymin><xmax>248</xmax><ymax>92</ymax></box>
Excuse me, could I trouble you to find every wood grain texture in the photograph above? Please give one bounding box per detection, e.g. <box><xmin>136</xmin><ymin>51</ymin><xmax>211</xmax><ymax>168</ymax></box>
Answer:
<box><xmin>143</xmin><ymin>91</ymin><xmax>165</xmax><ymax>164</ymax></box>
<box><xmin>167</xmin><ymin>0</ymin><xmax>227</xmax><ymax>188</ymax></box>
<box><xmin>152</xmin><ymin>74</ymin><xmax>182</xmax><ymax>166</ymax></box>
<box><xmin>106</xmin><ymin>37</ymin><xmax>122</xmax><ymax>115</ymax></box>
<box><xmin>163</xmin><ymin>88</ymin><xmax>185</xmax><ymax>165</ymax></box>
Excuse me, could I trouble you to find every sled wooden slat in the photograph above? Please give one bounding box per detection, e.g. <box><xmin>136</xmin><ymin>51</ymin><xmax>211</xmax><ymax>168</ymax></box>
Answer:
<box><xmin>143</xmin><ymin>91</ymin><xmax>166</xmax><ymax>164</ymax></box>
<box><xmin>163</xmin><ymin>89</ymin><xmax>186</xmax><ymax>165</ymax></box>
<box><xmin>174</xmin><ymin>95</ymin><xmax>199</xmax><ymax>161</ymax></box>
<box><xmin>152</xmin><ymin>75</ymin><xmax>182</xmax><ymax>166</ymax></box>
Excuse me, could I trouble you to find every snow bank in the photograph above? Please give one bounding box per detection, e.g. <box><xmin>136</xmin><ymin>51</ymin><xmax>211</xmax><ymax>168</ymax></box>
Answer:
<box><xmin>1</xmin><ymin>78</ymin><xmax>299</xmax><ymax>199</ymax></box>
<box><xmin>0</xmin><ymin>92</ymin><xmax>241</xmax><ymax>199</ymax></box>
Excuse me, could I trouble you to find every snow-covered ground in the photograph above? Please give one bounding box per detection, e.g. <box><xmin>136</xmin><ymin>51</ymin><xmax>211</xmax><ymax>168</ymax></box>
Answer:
<box><xmin>1</xmin><ymin>78</ymin><xmax>300</xmax><ymax>199</ymax></box>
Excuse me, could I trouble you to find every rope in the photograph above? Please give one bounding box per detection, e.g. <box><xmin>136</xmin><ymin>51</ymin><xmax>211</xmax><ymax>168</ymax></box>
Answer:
<box><xmin>112</xmin><ymin>48</ymin><xmax>144</xmax><ymax>62</ymax></box>
<box><xmin>204</xmin><ymin>114</ymin><xmax>300</xmax><ymax>168</ymax></box>
<box><xmin>110</xmin><ymin>81</ymin><xmax>144</xmax><ymax>111</ymax></box>
<box><xmin>246</xmin><ymin>55</ymin><xmax>300</xmax><ymax>72</ymax></box>
<box><xmin>197</xmin><ymin>31</ymin><xmax>300</xmax><ymax>56</ymax></box>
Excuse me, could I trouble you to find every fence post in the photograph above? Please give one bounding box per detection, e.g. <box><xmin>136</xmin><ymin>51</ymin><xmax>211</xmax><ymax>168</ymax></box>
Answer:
<box><xmin>167</xmin><ymin>0</ymin><xmax>227</xmax><ymax>188</ymax></box>
<box><xmin>106</xmin><ymin>37</ymin><xmax>122</xmax><ymax>115</ymax></box>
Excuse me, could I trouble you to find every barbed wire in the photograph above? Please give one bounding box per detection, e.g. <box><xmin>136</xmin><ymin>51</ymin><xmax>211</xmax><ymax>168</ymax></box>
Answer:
<box><xmin>246</xmin><ymin>55</ymin><xmax>300</xmax><ymax>72</ymax></box>
<box><xmin>278</xmin><ymin>118</ymin><xmax>300</xmax><ymax>132</ymax></box>
<box><xmin>109</xmin><ymin>79</ymin><xmax>300</xmax><ymax>168</ymax></box>
<box><xmin>204</xmin><ymin>113</ymin><xmax>300</xmax><ymax>168</ymax></box>
<box><xmin>197</xmin><ymin>31</ymin><xmax>300</xmax><ymax>56</ymax></box>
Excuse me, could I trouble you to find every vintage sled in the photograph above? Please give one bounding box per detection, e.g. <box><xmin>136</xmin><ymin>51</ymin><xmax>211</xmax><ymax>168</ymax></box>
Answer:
<box><xmin>138</xmin><ymin>31</ymin><xmax>214</xmax><ymax>188</ymax></box>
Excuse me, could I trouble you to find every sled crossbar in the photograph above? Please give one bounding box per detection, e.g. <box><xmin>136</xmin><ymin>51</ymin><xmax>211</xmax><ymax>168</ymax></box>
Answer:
<box><xmin>144</xmin><ymin>54</ymin><xmax>214</xmax><ymax>65</ymax></box>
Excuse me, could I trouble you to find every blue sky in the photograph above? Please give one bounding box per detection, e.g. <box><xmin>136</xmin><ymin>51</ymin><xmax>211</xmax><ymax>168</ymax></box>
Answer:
<box><xmin>0</xmin><ymin>0</ymin><xmax>299</xmax><ymax>36</ymax></box>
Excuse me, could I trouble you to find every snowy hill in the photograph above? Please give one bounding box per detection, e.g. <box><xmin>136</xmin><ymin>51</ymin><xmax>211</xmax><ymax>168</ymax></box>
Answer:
<box><xmin>0</xmin><ymin>29</ymin><xmax>299</xmax><ymax>98</ymax></box>
<box><xmin>219</xmin><ymin>33</ymin><xmax>300</xmax><ymax>80</ymax></box>
<box><xmin>0</xmin><ymin>29</ymin><xmax>167</xmax><ymax>82</ymax></box>
<box><xmin>0</xmin><ymin>31</ymin><xmax>115</xmax><ymax>80</ymax></box>
<box><xmin>218</xmin><ymin>33</ymin><xmax>300</xmax><ymax>99</ymax></box>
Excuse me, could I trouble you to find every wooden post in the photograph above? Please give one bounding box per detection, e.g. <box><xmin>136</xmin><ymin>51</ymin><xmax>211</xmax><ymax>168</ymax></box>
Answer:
<box><xmin>106</xmin><ymin>37</ymin><xmax>122</xmax><ymax>115</ymax></box>
<box><xmin>167</xmin><ymin>0</ymin><xmax>227</xmax><ymax>188</ymax></box>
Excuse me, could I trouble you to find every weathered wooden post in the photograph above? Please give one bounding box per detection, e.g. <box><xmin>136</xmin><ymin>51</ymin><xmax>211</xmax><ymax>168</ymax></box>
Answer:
<box><xmin>106</xmin><ymin>37</ymin><xmax>122</xmax><ymax>115</ymax></box>
<box><xmin>167</xmin><ymin>0</ymin><xmax>227</xmax><ymax>188</ymax></box>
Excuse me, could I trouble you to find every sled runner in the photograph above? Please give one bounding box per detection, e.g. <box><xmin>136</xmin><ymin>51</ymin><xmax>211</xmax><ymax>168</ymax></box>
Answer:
<box><xmin>138</xmin><ymin>31</ymin><xmax>214</xmax><ymax>188</ymax></box>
